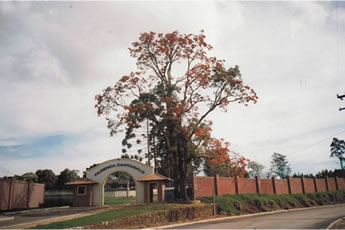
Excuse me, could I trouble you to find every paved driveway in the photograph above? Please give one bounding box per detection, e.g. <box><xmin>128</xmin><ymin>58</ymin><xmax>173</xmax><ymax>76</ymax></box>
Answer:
<box><xmin>172</xmin><ymin>204</ymin><xmax>345</xmax><ymax>229</ymax></box>
<box><xmin>0</xmin><ymin>206</ymin><xmax>102</xmax><ymax>229</ymax></box>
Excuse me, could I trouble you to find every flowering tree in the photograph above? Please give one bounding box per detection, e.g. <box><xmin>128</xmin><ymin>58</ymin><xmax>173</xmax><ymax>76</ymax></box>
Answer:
<box><xmin>95</xmin><ymin>31</ymin><xmax>258</xmax><ymax>200</ymax></box>
<box><xmin>203</xmin><ymin>138</ymin><xmax>249</xmax><ymax>177</ymax></box>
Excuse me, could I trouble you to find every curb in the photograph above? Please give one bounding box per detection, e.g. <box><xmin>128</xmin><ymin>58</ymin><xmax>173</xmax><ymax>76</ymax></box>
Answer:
<box><xmin>326</xmin><ymin>216</ymin><xmax>345</xmax><ymax>229</ymax></box>
<box><xmin>0</xmin><ymin>215</ymin><xmax>14</xmax><ymax>222</ymax></box>
<box><xmin>144</xmin><ymin>203</ymin><xmax>345</xmax><ymax>229</ymax></box>
<box><xmin>0</xmin><ymin>208</ymin><xmax>105</xmax><ymax>229</ymax></box>
<box><xmin>3</xmin><ymin>206</ymin><xmax>70</xmax><ymax>216</ymax></box>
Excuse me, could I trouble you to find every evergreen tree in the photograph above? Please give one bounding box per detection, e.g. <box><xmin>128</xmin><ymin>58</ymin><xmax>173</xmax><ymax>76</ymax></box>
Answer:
<box><xmin>270</xmin><ymin>153</ymin><xmax>291</xmax><ymax>179</ymax></box>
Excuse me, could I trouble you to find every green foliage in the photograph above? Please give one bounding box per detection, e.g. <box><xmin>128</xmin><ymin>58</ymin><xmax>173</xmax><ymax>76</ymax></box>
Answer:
<box><xmin>31</xmin><ymin>203</ymin><xmax>187</xmax><ymax>229</ymax></box>
<box><xmin>270</xmin><ymin>153</ymin><xmax>291</xmax><ymax>179</ymax></box>
<box><xmin>330</xmin><ymin>137</ymin><xmax>345</xmax><ymax>170</ymax></box>
<box><xmin>104</xmin><ymin>197</ymin><xmax>136</xmax><ymax>205</ymax></box>
<box><xmin>292</xmin><ymin>172</ymin><xmax>314</xmax><ymax>178</ymax></box>
<box><xmin>201</xmin><ymin>190</ymin><xmax>345</xmax><ymax>215</ymax></box>
<box><xmin>56</xmin><ymin>169</ymin><xmax>80</xmax><ymax>190</ymax></box>
<box><xmin>36</xmin><ymin>169</ymin><xmax>57</xmax><ymax>190</ymax></box>
<box><xmin>316</xmin><ymin>169</ymin><xmax>345</xmax><ymax>178</ymax></box>
<box><xmin>14</xmin><ymin>172</ymin><xmax>38</xmax><ymax>182</ymax></box>
<box><xmin>247</xmin><ymin>161</ymin><xmax>265</xmax><ymax>178</ymax></box>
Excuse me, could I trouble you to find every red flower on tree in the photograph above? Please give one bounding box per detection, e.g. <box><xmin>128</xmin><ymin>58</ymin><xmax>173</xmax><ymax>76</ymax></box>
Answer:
<box><xmin>95</xmin><ymin>31</ymin><xmax>257</xmax><ymax>200</ymax></box>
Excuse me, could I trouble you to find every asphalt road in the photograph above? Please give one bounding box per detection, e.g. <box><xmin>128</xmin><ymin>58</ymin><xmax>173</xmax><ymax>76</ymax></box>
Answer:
<box><xmin>0</xmin><ymin>206</ymin><xmax>102</xmax><ymax>229</ymax></box>
<box><xmin>172</xmin><ymin>204</ymin><xmax>345</xmax><ymax>229</ymax></box>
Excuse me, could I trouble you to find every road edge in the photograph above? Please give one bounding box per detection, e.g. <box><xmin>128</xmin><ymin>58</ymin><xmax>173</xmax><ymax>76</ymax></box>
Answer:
<box><xmin>0</xmin><ymin>208</ymin><xmax>105</xmax><ymax>229</ymax></box>
<box><xmin>2</xmin><ymin>206</ymin><xmax>70</xmax><ymax>216</ymax></box>
<box><xmin>326</xmin><ymin>216</ymin><xmax>345</xmax><ymax>229</ymax></box>
<box><xmin>144</xmin><ymin>203</ymin><xmax>345</xmax><ymax>229</ymax></box>
<box><xmin>0</xmin><ymin>216</ymin><xmax>14</xmax><ymax>222</ymax></box>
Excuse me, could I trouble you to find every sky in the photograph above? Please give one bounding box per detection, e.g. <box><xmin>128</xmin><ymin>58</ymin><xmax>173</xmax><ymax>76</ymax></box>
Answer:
<box><xmin>1</xmin><ymin>1</ymin><xmax>345</xmax><ymax>177</ymax></box>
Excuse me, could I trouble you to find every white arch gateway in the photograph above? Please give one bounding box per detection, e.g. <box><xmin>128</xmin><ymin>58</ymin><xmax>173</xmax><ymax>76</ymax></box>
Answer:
<box><xmin>86</xmin><ymin>158</ymin><xmax>154</xmax><ymax>206</ymax></box>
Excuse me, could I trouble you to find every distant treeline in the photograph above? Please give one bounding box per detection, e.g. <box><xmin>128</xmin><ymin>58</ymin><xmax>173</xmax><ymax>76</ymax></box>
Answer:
<box><xmin>2</xmin><ymin>168</ymin><xmax>80</xmax><ymax>190</ymax></box>
<box><xmin>292</xmin><ymin>169</ymin><xmax>345</xmax><ymax>178</ymax></box>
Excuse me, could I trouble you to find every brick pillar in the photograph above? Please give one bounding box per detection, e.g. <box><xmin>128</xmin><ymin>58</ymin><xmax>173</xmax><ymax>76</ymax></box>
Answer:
<box><xmin>235</xmin><ymin>176</ymin><xmax>240</xmax><ymax>194</ymax></box>
<box><xmin>313</xmin><ymin>177</ymin><xmax>318</xmax><ymax>193</ymax></box>
<box><xmin>162</xmin><ymin>184</ymin><xmax>166</xmax><ymax>202</ymax></box>
<box><xmin>144</xmin><ymin>182</ymin><xmax>149</xmax><ymax>203</ymax></box>
<box><xmin>301</xmin><ymin>177</ymin><xmax>306</xmax><ymax>194</ymax></box>
<box><xmin>325</xmin><ymin>176</ymin><xmax>330</xmax><ymax>191</ymax></box>
<box><xmin>89</xmin><ymin>185</ymin><xmax>94</xmax><ymax>206</ymax></box>
<box><xmin>256</xmin><ymin>176</ymin><xmax>261</xmax><ymax>194</ymax></box>
<box><xmin>272</xmin><ymin>177</ymin><xmax>277</xmax><ymax>194</ymax></box>
<box><xmin>214</xmin><ymin>175</ymin><xmax>219</xmax><ymax>196</ymax></box>
<box><xmin>8</xmin><ymin>178</ymin><xmax>16</xmax><ymax>210</ymax></box>
<box><xmin>192</xmin><ymin>174</ymin><xmax>198</xmax><ymax>200</ymax></box>
<box><xmin>335</xmin><ymin>177</ymin><xmax>339</xmax><ymax>190</ymax></box>
<box><xmin>287</xmin><ymin>176</ymin><xmax>292</xmax><ymax>194</ymax></box>
<box><xmin>157</xmin><ymin>182</ymin><xmax>162</xmax><ymax>202</ymax></box>
<box><xmin>27</xmin><ymin>180</ymin><xmax>32</xmax><ymax>208</ymax></box>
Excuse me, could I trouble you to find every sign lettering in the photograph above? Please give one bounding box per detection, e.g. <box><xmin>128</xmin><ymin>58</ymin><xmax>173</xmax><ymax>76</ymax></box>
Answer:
<box><xmin>94</xmin><ymin>162</ymin><xmax>145</xmax><ymax>177</ymax></box>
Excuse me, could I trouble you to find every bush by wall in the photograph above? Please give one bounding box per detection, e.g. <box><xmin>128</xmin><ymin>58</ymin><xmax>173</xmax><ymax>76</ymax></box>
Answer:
<box><xmin>200</xmin><ymin>190</ymin><xmax>345</xmax><ymax>215</ymax></box>
<box><xmin>83</xmin><ymin>204</ymin><xmax>213</xmax><ymax>229</ymax></box>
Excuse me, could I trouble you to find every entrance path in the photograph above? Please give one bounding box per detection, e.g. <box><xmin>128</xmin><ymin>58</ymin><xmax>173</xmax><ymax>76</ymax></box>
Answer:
<box><xmin>0</xmin><ymin>206</ymin><xmax>104</xmax><ymax>229</ymax></box>
<box><xmin>169</xmin><ymin>204</ymin><xmax>345</xmax><ymax>229</ymax></box>
<box><xmin>0</xmin><ymin>202</ymin><xmax>144</xmax><ymax>229</ymax></box>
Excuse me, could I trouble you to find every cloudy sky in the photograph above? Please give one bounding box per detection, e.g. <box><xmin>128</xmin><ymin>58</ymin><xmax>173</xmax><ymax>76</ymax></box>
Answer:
<box><xmin>1</xmin><ymin>1</ymin><xmax>345</xmax><ymax>177</ymax></box>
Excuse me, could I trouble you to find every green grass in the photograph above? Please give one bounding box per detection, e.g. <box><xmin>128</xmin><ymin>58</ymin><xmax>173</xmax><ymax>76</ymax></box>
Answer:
<box><xmin>104</xmin><ymin>196</ymin><xmax>136</xmax><ymax>205</ymax></box>
<box><xmin>201</xmin><ymin>190</ymin><xmax>345</xmax><ymax>215</ymax></box>
<box><xmin>31</xmin><ymin>203</ymin><xmax>183</xmax><ymax>229</ymax></box>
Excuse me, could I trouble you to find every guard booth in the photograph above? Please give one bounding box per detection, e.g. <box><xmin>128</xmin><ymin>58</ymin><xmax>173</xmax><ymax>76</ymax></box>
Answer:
<box><xmin>137</xmin><ymin>173</ymin><xmax>172</xmax><ymax>203</ymax></box>
<box><xmin>66</xmin><ymin>158</ymin><xmax>172</xmax><ymax>207</ymax></box>
<box><xmin>66</xmin><ymin>178</ymin><xmax>98</xmax><ymax>207</ymax></box>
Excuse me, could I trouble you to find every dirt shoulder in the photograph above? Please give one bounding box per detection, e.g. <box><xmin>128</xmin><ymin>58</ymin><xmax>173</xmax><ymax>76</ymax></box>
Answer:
<box><xmin>329</xmin><ymin>217</ymin><xmax>345</xmax><ymax>229</ymax></box>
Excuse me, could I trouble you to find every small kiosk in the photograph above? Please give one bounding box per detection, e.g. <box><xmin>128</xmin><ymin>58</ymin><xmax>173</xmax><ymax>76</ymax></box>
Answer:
<box><xmin>66</xmin><ymin>178</ymin><xmax>98</xmax><ymax>207</ymax></box>
<box><xmin>137</xmin><ymin>173</ymin><xmax>172</xmax><ymax>203</ymax></box>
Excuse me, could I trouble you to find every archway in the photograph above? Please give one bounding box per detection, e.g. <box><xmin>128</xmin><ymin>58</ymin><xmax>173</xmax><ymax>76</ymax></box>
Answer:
<box><xmin>86</xmin><ymin>158</ymin><xmax>154</xmax><ymax>206</ymax></box>
<box><xmin>103</xmin><ymin>171</ymin><xmax>136</xmax><ymax>205</ymax></box>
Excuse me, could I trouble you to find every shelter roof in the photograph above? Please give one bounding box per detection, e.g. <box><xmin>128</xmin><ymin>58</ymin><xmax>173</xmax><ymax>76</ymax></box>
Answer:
<box><xmin>65</xmin><ymin>178</ymin><xmax>98</xmax><ymax>185</ymax></box>
<box><xmin>137</xmin><ymin>173</ymin><xmax>172</xmax><ymax>182</ymax></box>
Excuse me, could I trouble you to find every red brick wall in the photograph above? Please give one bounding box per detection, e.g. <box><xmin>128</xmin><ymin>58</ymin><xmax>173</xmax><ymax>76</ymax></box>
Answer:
<box><xmin>195</xmin><ymin>177</ymin><xmax>214</xmax><ymax>198</ymax></box>
<box><xmin>194</xmin><ymin>175</ymin><xmax>345</xmax><ymax>199</ymax></box>
<box><xmin>260</xmin><ymin>179</ymin><xmax>274</xmax><ymax>194</ymax></box>
<box><xmin>337</xmin><ymin>177</ymin><xmax>345</xmax><ymax>190</ymax></box>
<box><xmin>274</xmin><ymin>179</ymin><xmax>289</xmax><ymax>194</ymax></box>
<box><xmin>0</xmin><ymin>179</ymin><xmax>10</xmax><ymax>210</ymax></box>
<box><xmin>328</xmin><ymin>177</ymin><xmax>337</xmax><ymax>191</ymax></box>
<box><xmin>28</xmin><ymin>183</ymin><xmax>45</xmax><ymax>208</ymax></box>
<box><xmin>303</xmin><ymin>178</ymin><xmax>316</xmax><ymax>193</ymax></box>
<box><xmin>11</xmin><ymin>181</ymin><xmax>28</xmax><ymax>209</ymax></box>
<box><xmin>239</xmin><ymin>178</ymin><xmax>257</xmax><ymax>193</ymax></box>
<box><xmin>289</xmin><ymin>178</ymin><xmax>303</xmax><ymax>194</ymax></box>
<box><xmin>218</xmin><ymin>177</ymin><xmax>236</xmax><ymax>195</ymax></box>
<box><xmin>0</xmin><ymin>179</ymin><xmax>45</xmax><ymax>210</ymax></box>
<box><xmin>316</xmin><ymin>178</ymin><xmax>327</xmax><ymax>192</ymax></box>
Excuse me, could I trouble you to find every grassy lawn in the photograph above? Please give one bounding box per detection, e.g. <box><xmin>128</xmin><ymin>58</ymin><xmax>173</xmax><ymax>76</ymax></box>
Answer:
<box><xmin>31</xmin><ymin>203</ymin><xmax>184</xmax><ymax>229</ymax></box>
<box><xmin>104</xmin><ymin>196</ymin><xmax>136</xmax><ymax>205</ymax></box>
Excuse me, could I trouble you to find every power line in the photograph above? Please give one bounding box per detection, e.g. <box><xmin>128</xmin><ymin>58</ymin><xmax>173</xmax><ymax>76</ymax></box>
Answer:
<box><xmin>337</xmin><ymin>94</ymin><xmax>345</xmax><ymax>111</ymax></box>
<box><xmin>289</xmin><ymin>130</ymin><xmax>345</xmax><ymax>155</ymax></box>
<box><xmin>335</xmin><ymin>2</ymin><xmax>345</xmax><ymax>111</ymax></box>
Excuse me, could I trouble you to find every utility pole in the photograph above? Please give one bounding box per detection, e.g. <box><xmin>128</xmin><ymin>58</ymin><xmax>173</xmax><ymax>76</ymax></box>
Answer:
<box><xmin>337</xmin><ymin>94</ymin><xmax>345</xmax><ymax>111</ymax></box>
